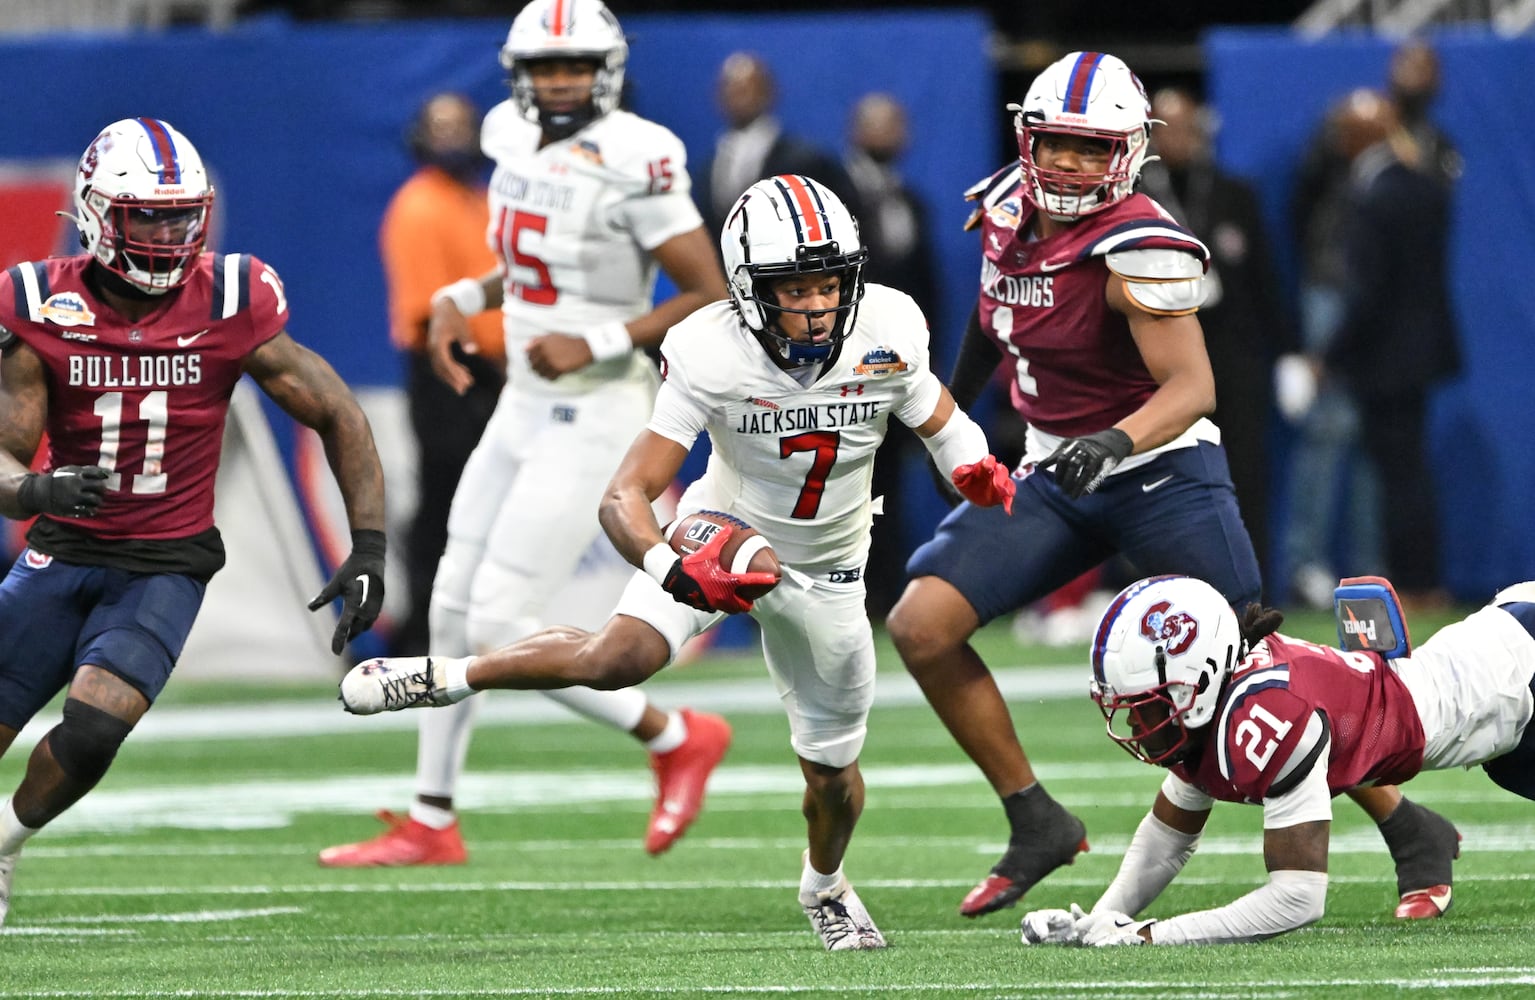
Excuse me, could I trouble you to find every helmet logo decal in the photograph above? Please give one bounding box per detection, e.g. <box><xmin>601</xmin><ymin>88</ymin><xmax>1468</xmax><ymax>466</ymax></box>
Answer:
<box><xmin>544</xmin><ymin>0</ymin><xmax>569</xmax><ymax>35</ymax></box>
<box><xmin>135</xmin><ymin>118</ymin><xmax>181</xmax><ymax>185</ymax></box>
<box><xmin>1064</xmin><ymin>52</ymin><xmax>1105</xmax><ymax>114</ymax></box>
<box><xmin>81</xmin><ymin>134</ymin><xmax>108</xmax><ymax>181</ymax></box>
<box><xmin>772</xmin><ymin>174</ymin><xmax>826</xmax><ymax>244</ymax></box>
<box><xmin>1139</xmin><ymin>599</ymin><xmax>1198</xmax><ymax>656</ymax></box>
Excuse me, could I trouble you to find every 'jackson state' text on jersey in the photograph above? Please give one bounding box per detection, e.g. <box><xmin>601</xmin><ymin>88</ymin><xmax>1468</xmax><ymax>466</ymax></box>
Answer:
<box><xmin>1172</xmin><ymin>633</ymin><xmax>1427</xmax><ymax>805</ymax></box>
<box><xmin>968</xmin><ymin>167</ymin><xmax>1209</xmax><ymax>439</ymax></box>
<box><xmin>481</xmin><ymin>103</ymin><xmax>702</xmax><ymax>394</ymax></box>
<box><xmin>0</xmin><ymin>254</ymin><xmax>286</xmax><ymax>542</ymax></box>
<box><xmin>649</xmin><ymin>286</ymin><xmax>942</xmax><ymax>575</ymax></box>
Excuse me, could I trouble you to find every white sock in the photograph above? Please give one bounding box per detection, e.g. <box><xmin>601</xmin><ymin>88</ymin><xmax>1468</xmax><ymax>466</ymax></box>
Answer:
<box><xmin>0</xmin><ymin>797</ymin><xmax>39</xmax><ymax>855</ymax></box>
<box><xmin>799</xmin><ymin>850</ymin><xmax>846</xmax><ymax>903</ymax></box>
<box><xmin>437</xmin><ymin>656</ymin><xmax>475</xmax><ymax>702</ymax></box>
<box><xmin>415</xmin><ymin>696</ymin><xmax>479</xmax><ymax>802</ymax></box>
<box><xmin>645</xmin><ymin>710</ymin><xmax>687</xmax><ymax>754</ymax></box>
<box><xmin>408</xmin><ymin>801</ymin><xmax>457</xmax><ymax>830</ymax></box>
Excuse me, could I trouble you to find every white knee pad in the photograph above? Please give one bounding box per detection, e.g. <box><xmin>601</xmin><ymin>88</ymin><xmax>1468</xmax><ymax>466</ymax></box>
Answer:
<box><xmin>791</xmin><ymin>720</ymin><xmax>867</xmax><ymax>770</ymax></box>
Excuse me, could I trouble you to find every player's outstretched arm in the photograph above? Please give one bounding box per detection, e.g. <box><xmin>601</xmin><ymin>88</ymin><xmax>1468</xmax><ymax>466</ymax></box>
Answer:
<box><xmin>525</xmin><ymin>227</ymin><xmax>726</xmax><ymax>380</ymax></box>
<box><xmin>245</xmin><ymin>331</ymin><xmax>388</xmax><ymax>652</ymax></box>
<box><xmin>599</xmin><ymin>429</ymin><xmax>689</xmax><ymax>568</ymax></box>
<box><xmin>913</xmin><ymin>385</ymin><xmax>1015</xmax><ymax>513</ymax></box>
<box><xmin>1109</xmin><ymin>276</ymin><xmax>1216</xmax><ymax>452</ymax></box>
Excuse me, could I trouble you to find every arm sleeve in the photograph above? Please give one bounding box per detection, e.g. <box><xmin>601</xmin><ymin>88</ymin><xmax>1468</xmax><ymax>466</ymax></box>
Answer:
<box><xmin>1092</xmin><ymin>809</ymin><xmax>1203</xmax><ymax>918</ymax></box>
<box><xmin>946</xmin><ymin>304</ymin><xmax>1002</xmax><ymax>410</ymax></box>
<box><xmin>1150</xmin><ymin>869</ymin><xmax>1328</xmax><ymax>945</ymax></box>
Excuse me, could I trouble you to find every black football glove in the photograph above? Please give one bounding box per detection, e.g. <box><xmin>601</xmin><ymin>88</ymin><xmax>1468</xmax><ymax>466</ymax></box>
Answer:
<box><xmin>1036</xmin><ymin>428</ymin><xmax>1133</xmax><ymax>500</ymax></box>
<box><xmin>307</xmin><ymin>529</ymin><xmax>387</xmax><ymax>655</ymax></box>
<box><xmin>17</xmin><ymin>465</ymin><xmax>110</xmax><ymax>518</ymax></box>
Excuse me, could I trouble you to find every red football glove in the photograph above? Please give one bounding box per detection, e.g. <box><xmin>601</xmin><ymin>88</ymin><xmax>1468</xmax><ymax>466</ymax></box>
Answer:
<box><xmin>951</xmin><ymin>455</ymin><xmax>1015</xmax><ymax>514</ymax></box>
<box><xmin>660</xmin><ymin>526</ymin><xmax>780</xmax><ymax>615</ymax></box>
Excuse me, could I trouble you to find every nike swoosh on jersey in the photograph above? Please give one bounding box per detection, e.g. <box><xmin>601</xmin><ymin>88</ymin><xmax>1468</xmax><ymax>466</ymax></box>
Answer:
<box><xmin>1141</xmin><ymin>475</ymin><xmax>1175</xmax><ymax>493</ymax></box>
<box><xmin>176</xmin><ymin>328</ymin><xmax>211</xmax><ymax>347</ymax></box>
<box><xmin>1038</xmin><ymin>259</ymin><xmax>1074</xmax><ymax>272</ymax></box>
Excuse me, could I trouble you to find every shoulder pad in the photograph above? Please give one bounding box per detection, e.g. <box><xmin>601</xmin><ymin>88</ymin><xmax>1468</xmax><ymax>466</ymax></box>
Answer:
<box><xmin>1105</xmin><ymin>248</ymin><xmax>1205</xmax><ymax>281</ymax></box>
<box><xmin>1110</xmin><ymin>249</ymin><xmax>1207</xmax><ymax>315</ymax></box>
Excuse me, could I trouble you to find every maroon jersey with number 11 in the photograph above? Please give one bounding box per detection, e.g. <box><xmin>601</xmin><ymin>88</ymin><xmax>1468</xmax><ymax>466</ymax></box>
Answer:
<box><xmin>0</xmin><ymin>252</ymin><xmax>286</xmax><ymax>541</ymax></box>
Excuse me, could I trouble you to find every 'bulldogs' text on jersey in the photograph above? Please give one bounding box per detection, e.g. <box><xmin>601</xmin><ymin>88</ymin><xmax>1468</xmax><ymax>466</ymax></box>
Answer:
<box><xmin>0</xmin><ymin>253</ymin><xmax>286</xmax><ymax>542</ymax></box>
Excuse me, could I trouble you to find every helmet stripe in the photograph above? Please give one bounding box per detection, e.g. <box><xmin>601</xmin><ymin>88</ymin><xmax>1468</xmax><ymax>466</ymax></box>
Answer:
<box><xmin>550</xmin><ymin>0</ymin><xmax>567</xmax><ymax>36</ymax></box>
<box><xmin>775</xmin><ymin>174</ymin><xmax>826</xmax><ymax>244</ymax></box>
<box><xmin>1063</xmin><ymin>52</ymin><xmax>1105</xmax><ymax>114</ymax></box>
<box><xmin>135</xmin><ymin>117</ymin><xmax>181</xmax><ymax>185</ymax></box>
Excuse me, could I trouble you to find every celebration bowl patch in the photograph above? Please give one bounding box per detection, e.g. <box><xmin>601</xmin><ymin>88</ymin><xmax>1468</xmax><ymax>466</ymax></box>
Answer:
<box><xmin>987</xmin><ymin>196</ymin><xmax>1023</xmax><ymax>229</ymax></box>
<box><xmin>854</xmin><ymin>347</ymin><xmax>908</xmax><ymax>377</ymax></box>
<box><xmin>571</xmin><ymin>140</ymin><xmax>605</xmax><ymax>166</ymax></box>
<box><xmin>39</xmin><ymin>291</ymin><xmax>96</xmax><ymax>328</ymax></box>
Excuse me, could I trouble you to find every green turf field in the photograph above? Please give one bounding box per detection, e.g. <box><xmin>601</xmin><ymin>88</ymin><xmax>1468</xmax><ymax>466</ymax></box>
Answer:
<box><xmin>5</xmin><ymin>606</ymin><xmax>1533</xmax><ymax>999</ymax></box>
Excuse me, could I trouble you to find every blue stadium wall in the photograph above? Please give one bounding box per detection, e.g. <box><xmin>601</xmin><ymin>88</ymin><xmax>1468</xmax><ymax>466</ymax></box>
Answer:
<box><xmin>0</xmin><ymin>16</ymin><xmax>1531</xmax><ymax>607</ymax></box>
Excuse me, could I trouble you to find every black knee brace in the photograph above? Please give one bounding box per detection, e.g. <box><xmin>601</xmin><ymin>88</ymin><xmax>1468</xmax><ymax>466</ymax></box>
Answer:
<box><xmin>47</xmin><ymin>698</ymin><xmax>134</xmax><ymax>786</ymax></box>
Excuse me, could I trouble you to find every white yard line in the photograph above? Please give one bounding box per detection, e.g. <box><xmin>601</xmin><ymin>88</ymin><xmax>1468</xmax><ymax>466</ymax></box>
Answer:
<box><xmin>3</xmin><ymin>975</ymin><xmax>1535</xmax><ymax>997</ymax></box>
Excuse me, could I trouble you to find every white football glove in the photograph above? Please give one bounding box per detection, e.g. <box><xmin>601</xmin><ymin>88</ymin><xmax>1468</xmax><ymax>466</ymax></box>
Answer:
<box><xmin>1020</xmin><ymin>903</ymin><xmax>1088</xmax><ymax>946</ymax></box>
<box><xmin>1078</xmin><ymin>908</ymin><xmax>1155</xmax><ymax>947</ymax></box>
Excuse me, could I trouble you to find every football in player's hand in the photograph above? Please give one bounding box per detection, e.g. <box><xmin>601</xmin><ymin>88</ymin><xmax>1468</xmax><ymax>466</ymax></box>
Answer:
<box><xmin>666</xmin><ymin>510</ymin><xmax>781</xmax><ymax>600</ymax></box>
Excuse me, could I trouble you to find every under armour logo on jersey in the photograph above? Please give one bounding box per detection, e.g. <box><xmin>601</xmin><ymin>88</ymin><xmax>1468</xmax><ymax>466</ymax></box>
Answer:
<box><xmin>840</xmin><ymin>384</ymin><xmax>864</xmax><ymax>397</ymax></box>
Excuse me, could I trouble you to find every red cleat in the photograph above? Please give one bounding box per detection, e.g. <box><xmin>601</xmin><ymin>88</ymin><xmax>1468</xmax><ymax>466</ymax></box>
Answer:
<box><xmin>1395</xmin><ymin>884</ymin><xmax>1452</xmax><ymax>919</ymax></box>
<box><xmin>645</xmin><ymin>709</ymin><xmax>731</xmax><ymax>855</ymax></box>
<box><xmin>317</xmin><ymin>810</ymin><xmax>468</xmax><ymax>867</ymax></box>
<box><xmin>960</xmin><ymin>834</ymin><xmax>1089</xmax><ymax>918</ymax></box>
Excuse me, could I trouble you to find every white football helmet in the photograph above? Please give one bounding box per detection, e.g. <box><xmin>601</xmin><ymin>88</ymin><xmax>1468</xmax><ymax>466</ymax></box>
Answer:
<box><xmin>71</xmin><ymin>117</ymin><xmax>213</xmax><ymax>294</ymax></box>
<box><xmin>1089</xmin><ymin>575</ymin><xmax>1243</xmax><ymax>766</ymax></box>
<box><xmin>721</xmin><ymin>174</ymin><xmax>867</xmax><ymax>364</ymax></box>
<box><xmin>500</xmin><ymin>0</ymin><xmax>627</xmax><ymax>138</ymax></box>
<box><xmin>1013</xmin><ymin>51</ymin><xmax>1152</xmax><ymax>221</ymax></box>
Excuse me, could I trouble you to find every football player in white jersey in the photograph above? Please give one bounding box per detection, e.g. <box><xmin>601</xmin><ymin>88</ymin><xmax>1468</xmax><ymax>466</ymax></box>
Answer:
<box><xmin>319</xmin><ymin>0</ymin><xmax>732</xmax><ymax>869</ymax></box>
<box><xmin>335</xmin><ymin>174</ymin><xmax>1017</xmax><ymax>950</ymax></box>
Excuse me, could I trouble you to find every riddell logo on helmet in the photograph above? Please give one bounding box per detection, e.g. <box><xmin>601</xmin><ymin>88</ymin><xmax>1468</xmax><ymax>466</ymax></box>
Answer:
<box><xmin>153</xmin><ymin>186</ymin><xmax>187</xmax><ymax>195</ymax></box>
<box><xmin>1139</xmin><ymin>600</ymin><xmax>1199</xmax><ymax>655</ymax></box>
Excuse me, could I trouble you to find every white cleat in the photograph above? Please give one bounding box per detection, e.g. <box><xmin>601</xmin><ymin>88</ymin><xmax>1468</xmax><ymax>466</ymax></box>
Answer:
<box><xmin>801</xmin><ymin>879</ymin><xmax>887</xmax><ymax>951</ymax></box>
<box><xmin>0</xmin><ymin>851</ymin><xmax>17</xmax><ymax>928</ymax></box>
<box><xmin>339</xmin><ymin>657</ymin><xmax>451</xmax><ymax>715</ymax></box>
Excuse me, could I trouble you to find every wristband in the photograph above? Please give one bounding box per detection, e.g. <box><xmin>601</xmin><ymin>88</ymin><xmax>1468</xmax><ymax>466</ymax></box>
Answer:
<box><xmin>643</xmin><ymin>542</ymin><xmax>677</xmax><ymax>585</ymax></box>
<box><xmin>582</xmin><ymin>320</ymin><xmax>633</xmax><ymax>362</ymax></box>
<box><xmin>432</xmin><ymin>277</ymin><xmax>487</xmax><ymax>317</ymax></box>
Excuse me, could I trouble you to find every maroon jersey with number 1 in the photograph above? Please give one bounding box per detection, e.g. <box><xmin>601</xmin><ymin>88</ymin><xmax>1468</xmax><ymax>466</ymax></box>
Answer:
<box><xmin>966</xmin><ymin>166</ymin><xmax>1209</xmax><ymax>438</ymax></box>
<box><xmin>0</xmin><ymin>253</ymin><xmax>286</xmax><ymax>541</ymax></box>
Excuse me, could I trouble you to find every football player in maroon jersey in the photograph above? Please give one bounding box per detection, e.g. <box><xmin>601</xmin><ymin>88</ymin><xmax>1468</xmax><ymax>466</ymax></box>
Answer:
<box><xmin>886</xmin><ymin>51</ymin><xmax>1458</xmax><ymax>921</ymax></box>
<box><xmin>0</xmin><ymin>118</ymin><xmax>386</xmax><ymax>926</ymax></box>
<box><xmin>1018</xmin><ymin>575</ymin><xmax>1535</xmax><ymax>945</ymax></box>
